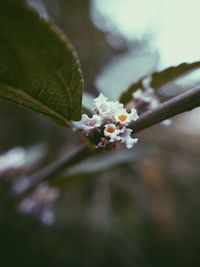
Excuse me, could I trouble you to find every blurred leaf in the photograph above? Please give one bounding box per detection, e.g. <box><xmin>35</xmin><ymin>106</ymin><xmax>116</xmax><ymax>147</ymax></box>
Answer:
<box><xmin>54</xmin><ymin>148</ymin><xmax>149</xmax><ymax>187</ymax></box>
<box><xmin>120</xmin><ymin>61</ymin><xmax>200</xmax><ymax>104</ymax></box>
<box><xmin>0</xmin><ymin>0</ymin><xmax>83</xmax><ymax>126</ymax></box>
<box><xmin>67</xmin><ymin>149</ymin><xmax>147</xmax><ymax>174</ymax></box>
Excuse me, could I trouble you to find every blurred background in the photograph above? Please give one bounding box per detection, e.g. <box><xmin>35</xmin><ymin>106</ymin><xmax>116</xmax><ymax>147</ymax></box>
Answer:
<box><xmin>0</xmin><ymin>0</ymin><xmax>200</xmax><ymax>266</ymax></box>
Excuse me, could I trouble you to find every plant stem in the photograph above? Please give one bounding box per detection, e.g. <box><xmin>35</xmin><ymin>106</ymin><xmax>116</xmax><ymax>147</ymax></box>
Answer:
<box><xmin>130</xmin><ymin>85</ymin><xmax>200</xmax><ymax>133</ymax></box>
<box><xmin>16</xmin><ymin>85</ymin><xmax>200</xmax><ymax>193</ymax></box>
<box><xmin>14</xmin><ymin>145</ymin><xmax>94</xmax><ymax>194</ymax></box>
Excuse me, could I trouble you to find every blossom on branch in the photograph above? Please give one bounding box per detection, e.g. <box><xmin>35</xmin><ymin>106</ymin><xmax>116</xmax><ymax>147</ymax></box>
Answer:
<box><xmin>115</xmin><ymin>107</ymin><xmax>138</xmax><ymax>126</ymax></box>
<box><xmin>104</xmin><ymin>124</ymin><xmax>121</xmax><ymax>142</ymax></box>
<box><xmin>72</xmin><ymin>93</ymin><xmax>138</xmax><ymax>149</ymax></box>
<box><xmin>132</xmin><ymin>76</ymin><xmax>172</xmax><ymax>126</ymax></box>
<box><xmin>119</xmin><ymin>128</ymin><xmax>138</xmax><ymax>149</ymax></box>
<box><xmin>132</xmin><ymin>76</ymin><xmax>160</xmax><ymax>113</ymax></box>
<box><xmin>72</xmin><ymin>114</ymin><xmax>102</xmax><ymax>135</ymax></box>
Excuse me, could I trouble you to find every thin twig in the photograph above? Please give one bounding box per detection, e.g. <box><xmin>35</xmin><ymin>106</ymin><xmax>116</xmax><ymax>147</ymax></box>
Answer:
<box><xmin>14</xmin><ymin>145</ymin><xmax>94</xmax><ymax>194</ymax></box>
<box><xmin>131</xmin><ymin>85</ymin><xmax>200</xmax><ymax>133</ymax></box>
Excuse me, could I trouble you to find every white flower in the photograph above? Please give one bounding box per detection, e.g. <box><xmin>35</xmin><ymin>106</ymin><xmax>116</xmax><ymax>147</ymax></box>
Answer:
<box><xmin>133</xmin><ymin>88</ymin><xmax>172</xmax><ymax>126</ymax></box>
<box><xmin>94</xmin><ymin>93</ymin><xmax>108</xmax><ymax>104</ymax></box>
<box><xmin>93</xmin><ymin>93</ymin><xmax>109</xmax><ymax>114</ymax></box>
<box><xmin>0</xmin><ymin>147</ymin><xmax>26</xmax><ymax>175</ymax></box>
<box><xmin>133</xmin><ymin>87</ymin><xmax>160</xmax><ymax>108</ymax></box>
<box><xmin>142</xmin><ymin>75</ymin><xmax>153</xmax><ymax>91</ymax></box>
<box><xmin>107</xmin><ymin>100</ymin><xmax>124</xmax><ymax>114</ymax></box>
<box><xmin>115</xmin><ymin>107</ymin><xmax>138</xmax><ymax>125</ymax></box>
<box><xmin>104</xmin><ymin>124</ymin><xmax>121</xmax><ymax>142</ymax></box>
<box><xmin>132</xmin><ymin>79</ymin><xmax>172</xmax><ymax>126</ymax></box>
<box><xmin>132</xmin><ymin>76</ymin><xmax>159</xmax><ymax>110</ymax></box>
<box><xmin>94</xmin><ymin>93</ymin><xmax>124</xmax><ymax>121</ymax></box>
<box><xmin>71</xmin><ymin>93</ymin><xmax>139</xmax><ymax>150</ymax></box>
<box><xmin>133</xmin><ymin>89</ymin><xmax>152</xmax><ymax>104</ymax></box>
<box><xmin>119</xmin><ymin>128</ymin><xmax>138</xmax><ymax>149</ymax></box>
<box><xmin>72</xmin><ymin>114</ymin><xmax>102</xmax><ymax>135</ymax></box>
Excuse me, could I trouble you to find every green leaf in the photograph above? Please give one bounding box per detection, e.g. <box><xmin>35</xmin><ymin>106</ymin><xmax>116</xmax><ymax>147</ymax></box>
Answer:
<box><xmin>0</xmin><ymin>0</ymin><xmax>83</xmax><ymax>126</ymax></box>
<box><xmin>120</xmin><ymin>61</ymin><xmax>200</xmax><ymax>104</ymax></box>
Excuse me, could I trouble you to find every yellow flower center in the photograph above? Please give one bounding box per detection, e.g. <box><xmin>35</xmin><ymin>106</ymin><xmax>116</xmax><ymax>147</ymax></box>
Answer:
<box><xmin>106</xmin><ymin>127</ymin><xmax>115</xmax><ymax>133</ymax></box>
<box><xmin>119</xmin><ymin>115</ymin><xmax>127</xmax><ymax>122</ymax></box>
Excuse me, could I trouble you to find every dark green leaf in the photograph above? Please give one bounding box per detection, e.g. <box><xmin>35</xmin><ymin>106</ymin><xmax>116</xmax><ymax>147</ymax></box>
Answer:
<box><xmin>0</xmin><ymin>0</ymin><xmax>83</xmax><ymax>126</ymax></box>
<box><xmin>120</xmin><ymin>62</ymin><xmax>200</xmax><ymax>104</ymax></box>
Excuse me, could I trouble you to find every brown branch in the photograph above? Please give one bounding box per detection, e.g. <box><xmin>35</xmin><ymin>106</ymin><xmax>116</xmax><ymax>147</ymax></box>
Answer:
<box><xmin>14</xmin><ymin>145</ymin><xmax>94</xmax><ymax>194</ymax></box>
<box><xmin>131</xmin><ymin>85</ymin><xmax>200</xmax><ymax>133</ymax></box>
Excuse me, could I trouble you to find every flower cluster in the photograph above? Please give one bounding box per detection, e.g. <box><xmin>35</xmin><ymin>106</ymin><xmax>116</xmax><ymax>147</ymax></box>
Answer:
<box><xmin>18</xmin><ymin>183</ymin><xmax>60</xmax><ymax>226</ymax></box>
<box><xmin>132</xmin><ymin>76</ymin><xmax>161</xmax><ymax>114</ymax></box>
<box><xmin>132</xmin><ymin>76</ymin><xmax>171</xmax><ymax>126</ymax></box>
<box><xmin>72</xmin><ymin>93</ymin><xmax>138</xmax><ymax>149</ymax></box>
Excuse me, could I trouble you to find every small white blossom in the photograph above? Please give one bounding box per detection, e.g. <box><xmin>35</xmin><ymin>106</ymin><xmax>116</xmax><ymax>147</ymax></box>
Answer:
<box><xmin>133</xmin><ymin>89</ymin><xmax>154</xmax><ymax>105</ymax></box>
<box><xmin>0</xmin><ymin>145</ymin><xmax>46</xmax><ymax>178</ymax></box>
<box><xmin>132</xmin><ymin>89</ymin><xmax>160</xmax><ymax>112</ymax></box>
<box><xmin>94</xmin><ymin>94</ymin><xmax>124</xmax><ymax>121</ymax></box>
<box><xmin>119</xmin><ymin>128</ymin><xmax>138</xmax><ymax>149</ymax></box>
<box><xmin>93</xmin><ymin>93</ymin><xmax>109</xmax><ymax>114</ymax></box>
<box><xmin>72</xmin><ymin>114</ymin><xmax>102</xmax><ymax>135</ymax></box>
<box><xmin>94</xmin><ymin>93</ymin><xmax>108</xmax><ymax>105</ymax></box>
<box><xmin>104</xmin><ymin>124</ymin><xmax>121</xmax><ymax>142</ymax></box>
<box><xmin>133</xmin><ymin>76</ymin><xmax>159</xmax><ymax>110</ymax></box>
<box><xmin>132</xmin><ymin>75</ymin><xmax>171</xmax><ymax>126</ymax></box>
<box><xmin>72</xmin><ymin>93</ymin><xmax>138</xmax><ymax>150</ymax></box>
<box><xmin>115</xmin><ymin>107</ymin><xmax>138</xmax><ymax>126</ymax></box>
<box><xmin>107</xmin><ymin>100</ymin><xmax>124</xmax><ymax>114</ymax></box>
<box><xmin>0</xmin><ymin>147</ymin><xmax>26</xmax><ymax>175</ymax></box>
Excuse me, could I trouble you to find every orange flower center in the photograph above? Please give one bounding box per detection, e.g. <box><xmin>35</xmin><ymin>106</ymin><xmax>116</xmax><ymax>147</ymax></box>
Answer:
<box><xmin>106</xmin><ymin>127</ymin><xmax>115</xmax><ymax>133</ymax></box>
<box><xmin>119</xmin><ymin>115</ymin><xmax>127</xmax><ymax>122</ymax></box>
